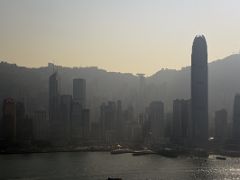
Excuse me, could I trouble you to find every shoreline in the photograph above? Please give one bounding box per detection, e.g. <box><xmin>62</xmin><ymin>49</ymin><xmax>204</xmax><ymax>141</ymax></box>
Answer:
<box><xmin>0</xmin><ymin>149</ymin><xmax>110</xmax><ymax>155</ymax></box>
<box><xmin>0</xmin><ymin>146</ymin><xmax>112</xmax><ymax>155</ymax></box>
<box><xmin>1</xmin><ymin>148</ymin><xmax>240</xmax><ymax>158</ymax></box>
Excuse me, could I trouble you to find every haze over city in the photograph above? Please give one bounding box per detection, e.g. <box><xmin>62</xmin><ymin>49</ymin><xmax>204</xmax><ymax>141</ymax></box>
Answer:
<box><xmin>1</xmin><ymin>0</ymin><xmax>240</xmax><ymax>75</ymax></box>
<box><xmin>2</xmin><ymin>1</ymin><xmax>240</xmax><ymax>180</ymax></box>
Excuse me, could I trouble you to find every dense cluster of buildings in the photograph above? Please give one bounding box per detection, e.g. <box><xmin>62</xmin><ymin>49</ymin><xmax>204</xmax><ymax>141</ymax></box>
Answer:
<box><xmin>48</xmin><ymin>73</ymin><xmax>89</xmax><ymax>146</ymax></box>
<box><xmin>1</xmin><ymin>35</ymin><xmax>240</xmax><ymax>151</ymax></box>
<box><xmin>0</xmin><ymin>74</ymin><xmax>90</xmax><ymax>147</ymax></box>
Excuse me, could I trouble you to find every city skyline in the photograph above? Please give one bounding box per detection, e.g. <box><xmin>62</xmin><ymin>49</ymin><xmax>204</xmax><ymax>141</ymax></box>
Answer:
<box><xmin>2</xmin><ymin>34</ymin><xmax>240</xmax><ymax>179</ymax></box>
<box><xmin>1</xmin><ymin>1</ymin><xmax>240</xmax><ymax>179</ymax></box>
<box><xmin>0</xmin><ymin>35</ymin><xmax>221</xmax><ymax>148</ymax></box>
<box><xmin>1</xmin><ymin>0</ymin><xmax>240</xmax><ymax>75</ymax></box>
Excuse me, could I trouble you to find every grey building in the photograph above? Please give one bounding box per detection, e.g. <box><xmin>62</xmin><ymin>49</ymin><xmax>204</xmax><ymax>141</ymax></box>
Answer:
<box><xmin>60</xmin><ymin>95</ymin><xmax>72</xmax><ymax>142</ymax></box>
<box><xmin>191</xmin><ymin>35</ymin><xmax>208</xmax><ymax>147</ymax></box>
<box><xmin>214</xmin><ymin>109</ymin><xmax>227</xmax><ymax>142</ymax></box>
<box><xmin>172</xmin><ymin>99</ymin><xmax>191</xmax><ymax>144</ymax></box>
<box><xmin>16</xmin><ymin>102</ymin><xmax>33</xmax><ymax>144</ymax></box>
<box><xmin>100</xmin><ymin>101</ymin><xmax>117</xmax><ymax>143</ymax></box>
<box><xmin>82</xmin><ymin>109</ymin><xmax>90</xmax><ymax>139</ymax></box>
<box><xmin>71</xmin><ymin>101</ymin><xmax>83</xmax><ymax>142</ymax></box>
<box><xmin>1</xmin><ymin>98</ymin><xmax>16</xmax><ymax>144</ymax></box>
<box><xmin>73</xmin><ymin>79</ymin><xmax>86</xmax><ymax>107</ymax></box>
<box><xmin>33</xmin><ymin>110</ymin><xmax>48</xmax><ymax>141</ymax></box>
<box><xmin>233</xmin><ymin>94</ymin><xmax>240</xmax><ymax>141</ymax></box>
<box><xmin>148</xmin><ymin>101</ymin><xmax>164</xmax><ymax>143</ymax></box>
<box><xmin>49</xmin><ymin>72</ymin><xmax>61</xmax><ymax>144</ymax></box>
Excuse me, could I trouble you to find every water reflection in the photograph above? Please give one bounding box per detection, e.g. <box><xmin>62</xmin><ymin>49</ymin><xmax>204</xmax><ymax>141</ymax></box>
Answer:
<box><xmin>0</xmin><ymin>152</ymin><xmax>239</xmax><ymax>180</ymax></box>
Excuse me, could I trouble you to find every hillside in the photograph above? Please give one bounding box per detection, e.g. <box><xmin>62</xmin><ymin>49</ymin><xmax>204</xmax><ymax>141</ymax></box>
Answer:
<box><xmin>1</xmin><ymin>54</ymin><xmax>240</xmax><ymax>121</ymax></box>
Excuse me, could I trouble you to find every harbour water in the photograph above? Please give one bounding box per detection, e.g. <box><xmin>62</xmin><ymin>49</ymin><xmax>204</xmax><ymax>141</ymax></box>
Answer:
<box><xmin>1</xmin><ymin>152</ymin><xmax>240</xmax><ymax>180</ymax></box>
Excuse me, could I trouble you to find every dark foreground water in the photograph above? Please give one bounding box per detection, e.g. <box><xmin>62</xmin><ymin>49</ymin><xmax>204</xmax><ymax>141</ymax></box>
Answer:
<box><xmin>0</xmin><ymin>152</ymin><xmax>240</xmax><ymax>180</ymax></box>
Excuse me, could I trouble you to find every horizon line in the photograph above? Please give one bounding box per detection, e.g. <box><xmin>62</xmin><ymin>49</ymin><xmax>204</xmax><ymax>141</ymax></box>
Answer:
<box><xmin>1</xmin><ymin>53</ymin><xmax>239</xmax><ymax>77</ymax></box>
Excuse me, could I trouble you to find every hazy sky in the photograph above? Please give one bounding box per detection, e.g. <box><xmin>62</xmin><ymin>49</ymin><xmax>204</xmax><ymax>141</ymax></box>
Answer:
<box><xmin>0</xmin><ymin>0</ymin><xmax>240</xmax><ymax>75</ymax></box>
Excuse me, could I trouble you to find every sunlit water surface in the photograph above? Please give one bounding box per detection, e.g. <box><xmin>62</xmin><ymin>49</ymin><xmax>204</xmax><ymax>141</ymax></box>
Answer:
<box><xmin>0</xmin><ymin>152</ymin><xmax>240</xmax><ymax>180</ymax></box>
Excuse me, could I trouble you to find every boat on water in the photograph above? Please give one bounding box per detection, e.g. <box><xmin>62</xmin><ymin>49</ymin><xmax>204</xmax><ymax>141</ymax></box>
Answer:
<box><xmin>110</xmin><ymin>144</ymin><xmax>134</xmax><ymax>154</ymax></box>
<box><xmin>107</xmin><ymin>177</ymin><xmax>122</xmax><ymax>180</ymax></box>
<box><xmin>132</xmin><ymin>149</ymin><xmax>155</xmax><ymax>156</ymax></box>
<box><xmin>221</xmin><ymin>151</ymin><xmax>240</xmax><ymax>157</ymax></box>
<box><xmin>111</xmin><ymin>148</ymin><xmax>133</xmax><ymax>154</ymax></box>
<box><xmin>216</xmin><ymin>156</ymin><xmax>226</xmax><ymax>160</ymax></box>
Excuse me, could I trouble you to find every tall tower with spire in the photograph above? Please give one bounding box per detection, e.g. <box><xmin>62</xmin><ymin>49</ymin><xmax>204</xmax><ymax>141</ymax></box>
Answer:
<box><xmin>49</xmin><ymin>71</ymin><xmax>61</xmax><ymax>143</ymax></box>
<box><xmin>191</xmin><ymin>35</ymin><xmax>208</xmax><ymax>147</ymax></box>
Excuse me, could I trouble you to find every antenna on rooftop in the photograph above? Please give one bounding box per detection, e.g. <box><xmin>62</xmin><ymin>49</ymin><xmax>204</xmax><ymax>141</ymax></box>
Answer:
<box><xmin>52</xmin><ymin>59</ymin><xmax>58</xmax><ymax>73</ymax></box>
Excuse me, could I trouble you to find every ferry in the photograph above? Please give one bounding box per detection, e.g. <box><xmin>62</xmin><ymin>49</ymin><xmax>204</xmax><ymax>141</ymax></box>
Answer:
<box><xmin>216</xmin><ymin>156</ymin><xmax>226</xmax><ymax>160</ymax></box>
<box><xmin>132</xmin><ymin>149</ymin><xmax>155</xmax><ymax>156</ymax></box>
<box><xmin>111</xmin><ymin>148</ymin><xmax>133</xmax><ymax>154</ymax></box>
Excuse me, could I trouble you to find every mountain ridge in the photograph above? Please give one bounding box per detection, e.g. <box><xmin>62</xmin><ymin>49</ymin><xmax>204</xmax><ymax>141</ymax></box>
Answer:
<box><xmin>0</xmin><ymin>53</ymin><xmax>240</xmax><ymax>122</ymax></box>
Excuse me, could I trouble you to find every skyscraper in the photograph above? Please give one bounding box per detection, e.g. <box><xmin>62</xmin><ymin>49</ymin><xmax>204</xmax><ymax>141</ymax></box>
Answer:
<box><xmin>73</xmin><ymin>79</ymin><xmax>86</xmax><ymax>107</ymax></box>
<box><xmin>82</xmin><ymin>109</ymin><xmax>90</xmax><ymax>139</ymax></box>
<box><xmin>172</xmin><ymin>99</ymin><xmax>191</xmax><ymax>145</ymax></box>
<box><xmin>71</xmin><ymin>101</ymin><xmax>83</xmax><ymax>142</ymax></box>
<box><xmin>49</xmin><ymin>72</ymin><xmax>61</xmax><ymax>143</ymax></box>
<box><xmin>116</xmin><ymin>100</ymin><xmax>123</xmax><ymax>141</ymax></box>
<box><xmin>49</xmin><ymin>72</ymin><xmax>60</xmax><ymax>123</ymax></box>
<box><xmin>136</xmin><ymin>73</ymin><xmax>146</xmax><ymax>114</ymax></box>
<box><xmin>1</xmin><ymin>98</ymin><xmax>16</xmax><ymax>144</ymax></box>
<box><xmin>148</xmin><ymin>101</ymin><xmax>164</xmax><ymax>142</ymax></box>
<box><xmin>233</xmin><ymin>94</ymin><xmax>240</xmax><ymax>141</ymax></box>
<box><xmin>16</xmin><ymin>101</ymin><xmax>33</xmax><ymax>143</ymax></box>
<box><xmin>100</xmin><ymin>101</ymin><xmax>117</xmax><ymax>143</ymax></box>
<box><xmin>16</xmin><ymin>101</ymin><xmax>25</xmax><ymax>142</ymax></box>
<box><xmin>214</xmin><ymin>109</ymin><xmax>227</xmax><ymax>142</ymax></box>
<box><xmin>33</xmin><ymin>109</ymin><xmax>48</xmax><ymax>141</ymax></box>
<box><xmin>191</xmin><ymin>35</ymin><xmax>208</xmax><ymax>147</ymax></box>
<box><xmin>60</xmin><ymin>95</ymin><xmax>72</xmax><ymax>142</ymax></box>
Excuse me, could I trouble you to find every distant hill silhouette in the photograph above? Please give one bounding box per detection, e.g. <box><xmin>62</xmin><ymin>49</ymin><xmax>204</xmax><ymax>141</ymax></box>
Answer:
<box><xmin>1</xmin><ymin>54</ymin><xmax>240</xmax><ymax>122</ymax></box>
<box><xmin>149</xmin><ymin>54</ymin><xmax>240</xmax><ymax>120</ymax></box>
